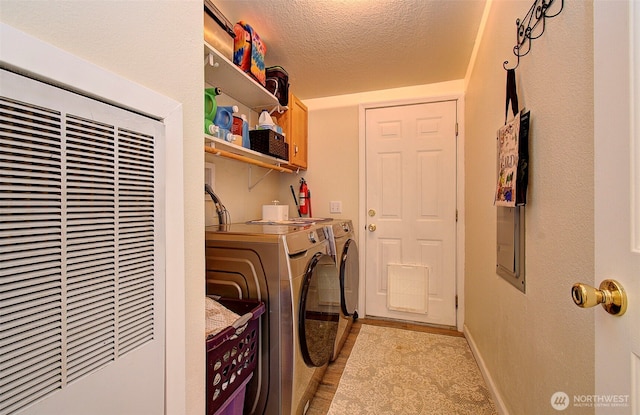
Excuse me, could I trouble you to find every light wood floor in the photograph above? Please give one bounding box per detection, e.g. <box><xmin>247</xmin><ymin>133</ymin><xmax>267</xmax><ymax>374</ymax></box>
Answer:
<box><xmin>305</xmin><ymin>318</ymin><xmax>463</xmax><ymax>415</ymax></box>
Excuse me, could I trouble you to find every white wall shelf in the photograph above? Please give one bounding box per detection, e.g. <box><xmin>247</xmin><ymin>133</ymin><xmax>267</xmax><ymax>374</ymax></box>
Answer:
<box><xmin>204</xmin><ymin>42</ymin><xmax>279</xmax><ymax>111</ymax></box>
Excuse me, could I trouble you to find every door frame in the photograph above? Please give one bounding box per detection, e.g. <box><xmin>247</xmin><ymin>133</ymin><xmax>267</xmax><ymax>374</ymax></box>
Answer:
<box><xmin>594</xmin><ymin>1</ymin><xmax>638</xmax><ymax>411</ymax></box>
<box><xmin>358</xmin><ymin>94</ymin><xmax>465</xmax><ymax>331</ymax></box>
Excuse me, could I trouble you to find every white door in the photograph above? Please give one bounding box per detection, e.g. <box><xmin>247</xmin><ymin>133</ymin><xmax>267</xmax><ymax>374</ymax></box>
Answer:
<box><xmin>593</xmin><ymin>1</ymin><xmax>639</xmax><ymax>413</ymax></box>
<box><xmin>364</xmin><ymin>100</ymin><xmax>457</xmax><ymax>326</ymax></box>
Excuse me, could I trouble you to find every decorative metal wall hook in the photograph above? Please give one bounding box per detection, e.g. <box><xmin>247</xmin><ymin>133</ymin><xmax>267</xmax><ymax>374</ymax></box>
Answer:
<box><xmin>503</xmin><ymin>0</ymin><xmax>564</xmax><ymax>70</ymax></box>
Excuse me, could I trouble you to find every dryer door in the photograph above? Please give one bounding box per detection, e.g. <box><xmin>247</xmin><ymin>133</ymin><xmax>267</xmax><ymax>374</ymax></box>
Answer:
<box><xmin>339</xmin><ymin>238</ymin><xmax>360</xmax><ymax>318</ymax></box>
<box><xmin>299</xmin><ymin>252</ymin><xmax>340</xmax><ymax>367</ymax></box>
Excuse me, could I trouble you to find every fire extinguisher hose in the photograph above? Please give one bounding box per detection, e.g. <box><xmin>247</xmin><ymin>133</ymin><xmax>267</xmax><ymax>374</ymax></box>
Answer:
<box><xmin>290</xmin><ymin>185</ymin><xmax>301</xmax><ymax>217</ymax></box>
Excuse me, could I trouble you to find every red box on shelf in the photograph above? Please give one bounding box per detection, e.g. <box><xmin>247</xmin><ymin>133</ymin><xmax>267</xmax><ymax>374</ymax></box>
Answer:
<box><xmin>206</xmin><ymin>298</ymin><xmax>265</xmax><ymax>415</ymax></box>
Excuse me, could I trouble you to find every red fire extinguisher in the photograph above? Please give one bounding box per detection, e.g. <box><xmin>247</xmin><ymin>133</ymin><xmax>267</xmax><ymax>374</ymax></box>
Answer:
<box><xmin>299</xmin><ymin>178</ymin><xmax>309</xmax><ymax>215</ymax></box>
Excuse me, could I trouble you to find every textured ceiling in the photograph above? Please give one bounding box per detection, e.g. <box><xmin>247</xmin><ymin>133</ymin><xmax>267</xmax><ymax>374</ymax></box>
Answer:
<box><xmin>213</xmin><ymin>0</ymin><xmax>486</xmax><ymax>100</ymax></box>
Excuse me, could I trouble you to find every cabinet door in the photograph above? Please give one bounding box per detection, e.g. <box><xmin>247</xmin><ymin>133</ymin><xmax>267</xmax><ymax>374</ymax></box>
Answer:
<box><xmin>276</xmin><ymin>93</ymin><xmax>308</xmax><ymax>170</ymax></box>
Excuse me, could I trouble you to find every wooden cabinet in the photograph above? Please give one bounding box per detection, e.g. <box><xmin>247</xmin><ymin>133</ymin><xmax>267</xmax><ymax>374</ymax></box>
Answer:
<box><xmin>274</xmin><ymin>93</ymin><xmax>308</xmax><ymax>170</ymax></box>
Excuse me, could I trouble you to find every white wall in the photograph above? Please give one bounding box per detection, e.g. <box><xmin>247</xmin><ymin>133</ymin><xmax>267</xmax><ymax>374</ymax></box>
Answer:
<box><xmin>464</xmin><ymin>1</ymin><xmax>594</xmax><ymax>413</ymax></box>
<box><xmin>0</xmin><ymin>2</ymin><xmax>205</xmax><ymax>414</ymax></box>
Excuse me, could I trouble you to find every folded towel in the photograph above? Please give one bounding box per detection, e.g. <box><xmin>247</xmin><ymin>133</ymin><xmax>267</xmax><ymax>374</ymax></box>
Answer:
<box><xmin>205</xmin><ymin>297</ymin><xmax>241</xmax><ymax>338</ymax></box>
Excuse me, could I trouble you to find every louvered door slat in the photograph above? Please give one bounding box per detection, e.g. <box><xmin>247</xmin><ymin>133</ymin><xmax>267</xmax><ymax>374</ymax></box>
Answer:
<box><xmin>65</xmin><ymin>269</ymin><xmax>113</xmax><ymax>287</ymax></box>
<box><xmin>0</xmin><ymin>330</ymin><xmax>59</xmax><ymax>361</ymax></box>
<box><xmin>119</xmin><ymin>312</ymin><xmax>153</xmax><ymax>338</ymax></box>
<box><xmin>0</xmin><ymin>284</ymin><xmax>60</xmax><ymax>309</ymax></box>
<box><xmin>0</xmin><ymin>268</ymin><xmax>60</xmax><ymax>285</ymax></box>
<box><xmin>67</xmin><ymin>325</ymin><xmax>114</xmax><ymax>354</ymax></box>
<box><xmin>67</xmin><ymin>318</ymin><xmax>113</xmax><ymax>343</ymax></box>
<box><xmin>68</xmin><ymin>298</ymin><xmax>114</xmax><ymax>321</ymax></box>
<box><xmin>67</xmin><ymin>284</ymin><xmax>114</xmax><ymax>307</ymax></box>
<box><xmin>0</xmin><ymin>310</ymin><xmax>61</xmax><ymax>336</ymax></box>
<box><xmin>67</xmin><ymin>341</ymin><xmax>114</xmax><ymax>372</ymax></box>
<box><xmin>0</xmin><ymin>350</ymin><xmax>59</xmax><ymax>392</ymax></box>
<box><xmin>0</xmin><ymin>264</ymin><xmax>61</xmax><ymax>282</ymax></box>
<box><xmin>67</xmin><ymin>356</ymin><xmax>113</xmax><ymax>384</ymax></box>
<box><xmin>120</xmin><ymin>269</ymin><xmax>153</xmax><ymax>282</ymax></box>
<box><xmin>0</xmin><ymin>131</ymin><xmax>61</xmax><ymax>147</ymax></box>
<box><xmin>0</xmin><ymin>148</ymin><xmax>60</xmax><ymax>164</ymax></box>
<box><xmin>117</xmin><ymin>237</ymin><xmax>153</xmax><ymax>250</ymax></box>
<box><xmin>1</xmin><ymin>353</ymin><xmax>61</xmax><ymax>390</ymax></box>
<box><xmin>0</xmin><ymin>370</ymin><xmax>61</xmax><ymax>414</ymax></box>
<box><xmin>0</xmin><ymin>336</ymin><xmax>60</xmax><ymax>373</ymax></box>
<box><xmin>0</xmin><ymin>297</ymin><xmax>60</xmax><ymax>327</ymax></box>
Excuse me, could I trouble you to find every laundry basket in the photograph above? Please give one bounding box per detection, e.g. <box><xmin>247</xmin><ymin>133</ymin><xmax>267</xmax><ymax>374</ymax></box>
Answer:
<box><xmin>206</xmin><ymin>298</ymin><xmax>265</xmax><ymax>415</ymax></box>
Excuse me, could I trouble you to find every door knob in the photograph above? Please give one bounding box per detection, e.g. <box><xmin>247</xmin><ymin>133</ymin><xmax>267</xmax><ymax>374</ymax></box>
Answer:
<box><xmin>571</xmin><ymin>279</ymin><xmax>627</xmax><ymax>316</ymax></box>
<box><xmin>368</xmin><ymin>224</ymin><xmax>377</xmax><ymax>232</ymax></box>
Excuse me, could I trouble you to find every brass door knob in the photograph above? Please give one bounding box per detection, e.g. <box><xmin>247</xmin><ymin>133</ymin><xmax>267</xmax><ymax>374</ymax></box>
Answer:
<box><xmin>571</xmin><ymin>279</ymin><xmax>627</xmax><ymax>316</ymax></box>
<box><xmin>368</xmin><ymin>224</ymin><xmax>377</xmax><ymax>232</ymax></box>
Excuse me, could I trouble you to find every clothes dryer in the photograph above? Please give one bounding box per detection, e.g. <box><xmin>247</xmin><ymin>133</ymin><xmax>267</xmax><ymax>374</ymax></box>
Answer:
<box><xmin>205</xmin><ymin>223</ymin><xmax>339</xmax><ymax>415</ymax></box>
<box><xmin>325</xmin><ymin>220</ymin><xmax>360</xmax><ymax>361</ymax></box>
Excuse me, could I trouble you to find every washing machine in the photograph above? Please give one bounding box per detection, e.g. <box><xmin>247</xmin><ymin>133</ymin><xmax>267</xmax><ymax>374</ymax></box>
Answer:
<box><xmin>325</xmin><ymin>220</ymin><xmax>360</xmax><ymax>361</ymax></box>
<box><xmin>205</xmin><ymin>223</ymin><xmax>340</xmax><ymax>415</ymax></box>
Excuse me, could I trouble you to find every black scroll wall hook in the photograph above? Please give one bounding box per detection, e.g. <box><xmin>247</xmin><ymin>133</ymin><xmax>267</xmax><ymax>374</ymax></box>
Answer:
<box><xmin>503</xmin><ymin>0</ymin><xmax>564</xmax><ymax>70</ymax></box>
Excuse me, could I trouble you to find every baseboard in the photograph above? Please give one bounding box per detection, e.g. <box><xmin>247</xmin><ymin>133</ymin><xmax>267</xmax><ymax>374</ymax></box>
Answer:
<box><xmin>463</xmin><ymin>324</ymin><xmax>509</xmax><ymax>415</ymax></box>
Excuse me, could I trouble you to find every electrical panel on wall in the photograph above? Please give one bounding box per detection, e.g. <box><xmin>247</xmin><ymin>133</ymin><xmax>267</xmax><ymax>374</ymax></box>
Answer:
<box><xmin>496</xmin><ymin>206</ymin><xmax>526</xmax><ymax>292</ymax></box>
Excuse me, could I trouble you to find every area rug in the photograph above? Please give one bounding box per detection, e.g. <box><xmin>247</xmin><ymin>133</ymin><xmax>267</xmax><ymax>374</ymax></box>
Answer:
<box><xmin>327</xmin><ymin>325</ymin><xmax>497</xmax><ymax>415</ymax></box>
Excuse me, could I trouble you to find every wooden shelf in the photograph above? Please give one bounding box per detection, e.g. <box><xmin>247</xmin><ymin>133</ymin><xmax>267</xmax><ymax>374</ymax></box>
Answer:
<box><xmin>204</xmin><ymin>135</ymin><xmax>293</xmax><ymax>173</ymax></box>
<box><xmin>204</xmin><ymin>42</ymin><xmax>279</xmax><ymax>111</ymax></box>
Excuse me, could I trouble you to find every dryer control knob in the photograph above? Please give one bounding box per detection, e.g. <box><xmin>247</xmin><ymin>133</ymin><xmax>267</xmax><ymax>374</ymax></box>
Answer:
<box><xmin>308</xmin><ymin>231</ymin><xmax>317</xmax><ymax>243</ymax></box>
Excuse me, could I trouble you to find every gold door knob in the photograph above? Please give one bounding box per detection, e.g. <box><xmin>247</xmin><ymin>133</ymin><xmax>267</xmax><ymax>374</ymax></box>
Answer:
<box><xmin>571</xmin><ymin>279</ymin><xmax>627</xmax><ymax>316</ymax></box>
<box><xmin>368</xmin><ymin>224</ymin><xmax>377</xmax><ymax>232</ymax></box>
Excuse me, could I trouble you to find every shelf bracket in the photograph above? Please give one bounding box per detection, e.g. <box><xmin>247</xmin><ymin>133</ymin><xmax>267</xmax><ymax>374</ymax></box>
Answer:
<box><xmin>269</xmin><ymin>105</ymin><xmax>288</xmax><ymax>115</ymax></box>
<box><xmin>248</xmin><ymin>165</ymin><xmax>275</xmax><ymax>191</ymax></box>
<box><xmin>205</xmin><ymin>52</ymin><xmax>219</xmax><ymax>68</ymax></box>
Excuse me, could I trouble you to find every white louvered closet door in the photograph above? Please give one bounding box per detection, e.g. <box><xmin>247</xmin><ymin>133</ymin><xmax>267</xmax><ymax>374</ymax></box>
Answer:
<box><xmin>0</xmin><ymin>69</ymin><xmax>166</xmax><ymax>415</ymax></box>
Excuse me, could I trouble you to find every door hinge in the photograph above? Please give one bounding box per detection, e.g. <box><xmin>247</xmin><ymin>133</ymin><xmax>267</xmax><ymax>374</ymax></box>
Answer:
<box><xmin>456</xmin><ymin>210</ymin><xmax>458</xmax><ymax>222</ymax></box>
<box><xmin>455</xmin><ymin>122</ymin><xmax>459</xmax><ymax>137</ymax></box>
<box><xmin>455</xmin><ymin>295</ymin><xmax>458</xmax><ymax>309</ymax></box>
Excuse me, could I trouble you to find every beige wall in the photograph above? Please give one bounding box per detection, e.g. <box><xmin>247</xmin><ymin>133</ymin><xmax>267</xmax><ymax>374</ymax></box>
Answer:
<box><xmin>205</xmin><ymin>157</ymin><xmax>282</xmax><ymax>225</ymax></box>
<box><xmin>464</xmin><ymin>1</ymin><xmax>594</xmax><ymax>413</ymax></box>
<box><xmin>278</xmin><ymin>105</ymin><xmax>360</xmax><ymax>224</ymax></box>
<box><xmin>0</xmin><ymin>1</ymin><xmax>206</xmax><ymax>414</ymax></box>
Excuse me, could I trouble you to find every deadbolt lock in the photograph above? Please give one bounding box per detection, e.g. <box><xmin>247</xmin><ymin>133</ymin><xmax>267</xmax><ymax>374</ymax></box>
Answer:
<box><xmin>368</xmin><ymin>209</ymin><xmax>376</xmax><ymax>217</ymax></box>
<box><xmin>571</xmin><ymin>279</ymin><xmax>627</xmax><ymax>316</ymax></box>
